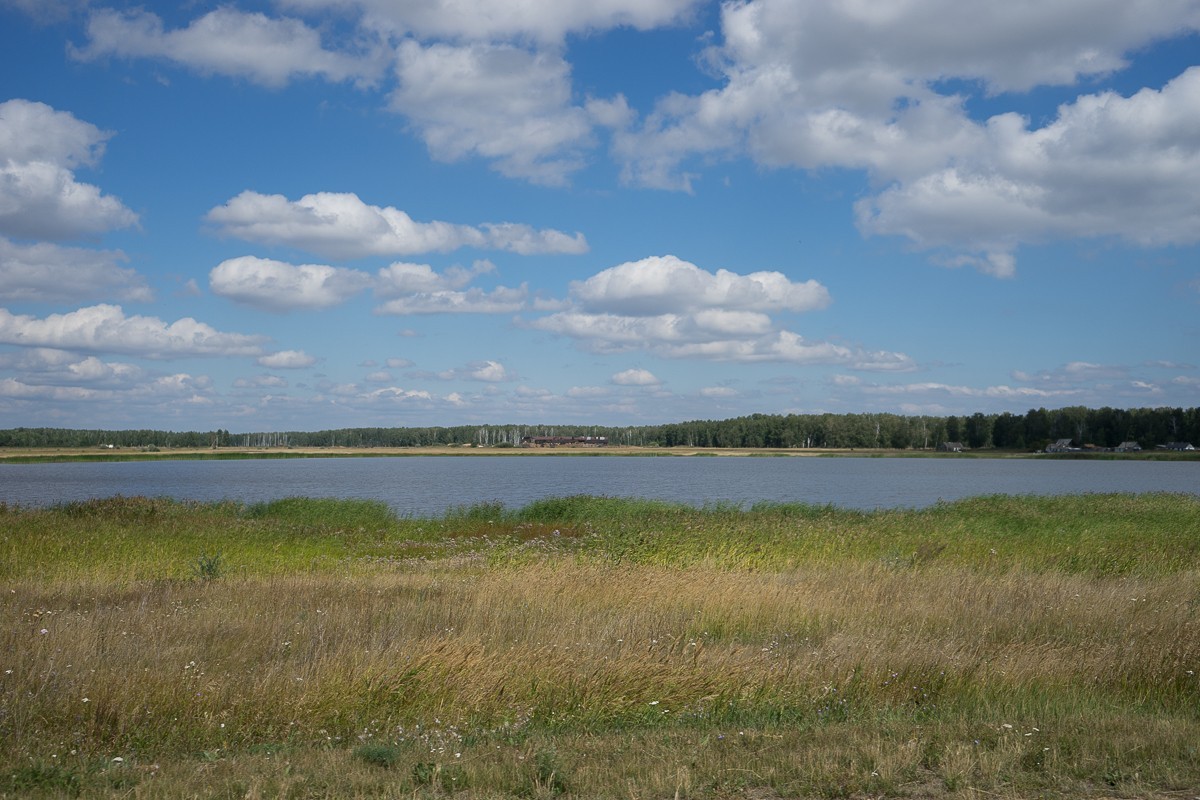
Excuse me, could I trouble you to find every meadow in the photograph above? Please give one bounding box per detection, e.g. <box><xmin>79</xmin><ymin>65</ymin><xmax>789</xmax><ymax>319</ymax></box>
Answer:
<box><xmin>2</xmin><ymin>493</ymin><xmax>1198</xmax><ymax>798</ymax></box>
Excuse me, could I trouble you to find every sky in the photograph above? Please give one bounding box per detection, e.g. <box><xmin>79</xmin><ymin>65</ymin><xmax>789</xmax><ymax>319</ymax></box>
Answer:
<box><xmin>0</xmin><ymin>0</ymin><xmax>1198</xmax><ymax>432</ymax></box>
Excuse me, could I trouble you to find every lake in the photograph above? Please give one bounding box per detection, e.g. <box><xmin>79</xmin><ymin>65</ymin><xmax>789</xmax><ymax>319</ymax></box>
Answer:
<box><xmin>1</xmin><ymin>455</ymin><xmax>1196</xmax><ymax>515</ymax></box>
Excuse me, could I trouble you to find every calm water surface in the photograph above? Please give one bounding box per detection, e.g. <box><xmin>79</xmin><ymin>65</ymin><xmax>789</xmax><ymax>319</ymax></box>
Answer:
<box><xmin>1</xmin><ymin>456</ymin><xmax>1196</xmax><ymax>515</ymax></box>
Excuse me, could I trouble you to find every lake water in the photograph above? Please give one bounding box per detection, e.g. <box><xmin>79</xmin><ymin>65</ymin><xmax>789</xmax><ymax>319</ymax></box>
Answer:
<box><xmin>1</xmin><ymin>455</ymin><xmax>1196</xmax><ymax>515</ymax></box>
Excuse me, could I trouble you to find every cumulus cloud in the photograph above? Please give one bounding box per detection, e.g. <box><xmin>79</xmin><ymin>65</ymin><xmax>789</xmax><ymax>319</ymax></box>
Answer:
<box><xmin>0</xmin><ymin>237</ymin><xmax>151</xmax><ymax>302</ymax></box>
<box><xmin>0</xmin><ymin>304</ymin><xmax>266</xmax><ymax>358</ymax></box>
<box><xmin>464</xmin><ymin>360</ymin><xmax>513</xmax><ymax>382</ymax></box>
<box><xmin>72</xmin><ymin>7</ymin><xmax>384</xmax><ymax>88</ymax></box>
<box><xmin>361</xmin><ymin>386</ymin><xmax>435</xmax><ymax>403</ymax></box>
<box><xmin>257</xmin><ymin>350</ymin><xmax>317</xmax><ymax>369</ymax></box>
<box><xmin>611</xmin><ymin>368</ymin><xmax>660</xmax><ymax>386</ymax></box>
<box><xmin>531</xmin><ymin>310</ymin><xmax>913</xmax><ymax>369</ymax></box>
<box><xmin>0</xmin><ymin>349</ymin><xmax>143</xmax><ymax>389</ymax></box>
<box><xmin>207</xmin><ymin>253</ymin><xmax>527</xmax><ymax>314</ymax></box>
<box><xmin>210</xmin><ymin>256</ymin><xmax>372</xmax><ymax>311</ymax></box>
<box><xmin>525</xmin><ymin>255</ymin><xmax>906</xmax><ymax>368</ymax></box>
<box><xmin>71</xmin><ymin>0</ymin><xmax>697</xmax><ymax>187</ymax></box>
<box><xmin>572</xmin><ymin>255</ymin><xmax>830</xmax><ymax>315</ymax></box>
<box><xmin>857</xmin><ymin>68</ymin><xmax>1200</xmax><ymax>272</ymax></box>
<box><xmin>0</xmin><ymin>99</ymin><xmax>138</xmax><ymax>240</ymax></box>
<box><xmin>207</xmin><ymin>191</ymin><xmax>588</xmax><ymax>259</ymax></box>
<box><xmin>391</xmin><ymin>41</ymin><xmax>595</xmax><ymax>185</ymax></box>
<box><xmin>614</xmin><ymin>0</ymin><xmax>1200</xmax><ymax>273</ymax></box>
<box><xmin>375</xmin><ymin>261</ymin><xmax>490</xmax><ymax>295</ymax></box>
<box><xmin>281</xmin><ymin>0</ymin><xmax>700</xmax><ymax>44</ymax></box>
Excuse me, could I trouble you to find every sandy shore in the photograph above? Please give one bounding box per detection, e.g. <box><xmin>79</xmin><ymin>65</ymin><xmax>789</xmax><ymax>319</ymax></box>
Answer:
<box><xmin>0</xmin><ymin>444</ymin><xmax>858</xmax><ymax>460</ymax></box>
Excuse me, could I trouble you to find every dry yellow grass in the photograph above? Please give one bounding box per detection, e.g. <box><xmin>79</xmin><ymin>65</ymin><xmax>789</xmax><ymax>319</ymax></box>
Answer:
<box><xmin>2</xmin><ymin>495</ymin><xmax>1198</xmax><ymax>798</ymax></box>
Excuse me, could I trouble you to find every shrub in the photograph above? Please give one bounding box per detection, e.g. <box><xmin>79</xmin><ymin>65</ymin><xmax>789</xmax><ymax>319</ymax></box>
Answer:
<box><xmin>192</xmin><ymin>551</ymin><xmax>224</xmax><ymax>580</ymax></box>
<box><xmin>354</xmin><ymin>744</ymin><xmax>401</xmax><ymax>769</ymax></box>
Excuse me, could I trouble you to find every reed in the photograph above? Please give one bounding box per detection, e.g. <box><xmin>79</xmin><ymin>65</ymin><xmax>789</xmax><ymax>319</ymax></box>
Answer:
<box><xmin>2</xmin><ymin>493</ymin><xmax>1197</xmax><ymax>797</ymax></box>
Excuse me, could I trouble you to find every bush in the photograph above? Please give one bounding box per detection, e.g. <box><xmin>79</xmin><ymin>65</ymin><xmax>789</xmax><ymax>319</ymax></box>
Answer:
<box><xmin>192</xmin><ymin>551</ymin><xmax>224</xmax><ymax>580</ymax></box>
<box><xmin>354</xmin><ymin>744</ymin><xmax>401</xmax><ymax>769</ymax></box>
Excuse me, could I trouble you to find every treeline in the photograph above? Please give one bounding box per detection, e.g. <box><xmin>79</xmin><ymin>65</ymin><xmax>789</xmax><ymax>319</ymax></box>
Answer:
<box><xmin>634</xmin><ymin>406</ymin><xmax>1200</xmax><ymax>450</ymax></box>
<box><xmin>2</xmin><ymin>406</ymin><xmax>1197</xmax><ymax>452</ymax></box>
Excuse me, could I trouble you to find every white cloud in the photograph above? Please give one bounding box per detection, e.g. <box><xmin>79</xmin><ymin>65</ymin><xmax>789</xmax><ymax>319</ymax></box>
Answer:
<box><xmin>207</xmin><ymin>191</ymin><xmax>587</xmax><ymax>259</ymax></box>
<box><xmin>527</xmin><ymin>255</ymin><xmax>907</xmax><ymax>368</ymax></box>
<box><xmin>530</xmin><ymin>311</ymin><xmax>687</xmax><ymax>349</ymax></box>
<box><xmin>375</xmin><ymin>261</ymin><xmax>487</xmax><ymax>295</ymax></box>
<box><xmin>0</xmin><ymin>99</ymin><xmax>138</xmax><ymax>240</ymax></box>
<box><xmin>281</xmin><ymin>0</ymin><xmax>700</xmax><ymax>45</ymax></box>
<box><xmin>566</xmin><ymin>385</ymin><xmax>610</xmax><ymax>398</ymax></box>
<box><xmin>0</xmin><ymin>304</ymin><xmax>266</xmax><ymax>358</ymax></box>
<box><xmin>857</xmin><ymin>68</ymin><xmax>1200</xmax><ymax>272</ymax></box>
<box><xmin>0</xmin><ymin>98</ymin><xmax>107</xmax><ymax>167</ymax></box>
<box><xmin>210</xmin><ymin>256</ymin><xmax>371</xmax><ymax>311</ymax></box>
<box><xmin>613</xmin><ymin>0</ymin><xmax>1200</xmax><ymax>273</ymax></box>
<box><xmin>233</xmin><ymin>375</ymin><xmax>288</xmax><ymax>389</ymax></box>
<box><xmin>1012</xmin><ymin>361</ymin><xmax>1130</xmax><ymax>386</ymax></box>
<box><xmin>0</xmin><ymin>237</ymin><xmax>152</xmax><ymax>302</ymax></box>
<box><xmin>257</xmin><ymin>350</ymin><xmax>317</xmax><ymax>369</ymax></box>
<box><xmin>700</xmin><ymin>386</ymin><xmax>738</xmax><ymax>398</ymax></box>
<box><xmin>0</xmin><ymin>371</ymin><xmax>214</xmax><ymax>406</ymax></box>
<box><xmin>362</xmin><ymin>386</ymin><xmax>434</xmax><ymax>403</ymax></box>
<box><xmin>572</xmin><ymin>255</ymin><xmax>830</xmax><ymax>315</ymax></box>
<box><xmin>207</xmin><ymin>253</ymin><xmax>528</xmax><ymax>314</ymax></box>
<box><xmin>374</xmin><ymin>284</ymin><xmax>528</xmax><ymax>315</ymax></box>
<box><xmin>862</xmin><ymin>382</ymin><xmax>1080</xmax><ymax>400</ymax></box>
<box><xmin>391</xmin><ymin>41</ymin><xmax>595</xmax><ymax>185</ymax></box>
<box><xmin>386</xmin><ymin>357</ymin><xmax>414</xmax><ymax>368</ymax></box>
<box><xmin>466</xmin><ymin>360</ymin><xmax>512</xmax><ymax>382</ymax></box>
<box><xmin>612</xmin><ymin>368</ymin><xmax>660</xmax><ymax>386</ymax></box>
<box><xmin>711</xmin><ymin>0</ymin><xmax>1200</xmax><ymax>99</ymax></box>
<box><xmin>436</xmin><ymin>360</ymin><xmax>514</xmax><ymax>383</ymax></box>
<box><xmin>0</xmin><ymin>349</ymin><xmax>143</xmax><ymax>390</ymax></box>
<box><xmin>72</xmin><ymin>7</ymin><xmax>384</xmax><ymax>88</ymax></box>
<box><xmin>530</xmin><ymin>310</ymin><xmax>912</xmax><ymax>369</ymax></box>
<box><xmin>659</xmin><ymin>331</ymin><xmax>916</xmax><ymax>370</ymax></box>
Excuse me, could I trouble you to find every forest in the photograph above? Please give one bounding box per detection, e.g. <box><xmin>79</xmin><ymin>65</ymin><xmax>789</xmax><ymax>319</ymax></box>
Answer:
<box><xmin>1</xmin><ymin>405</ymin><xmax>1197</xmax><ymax>452</ymax></box>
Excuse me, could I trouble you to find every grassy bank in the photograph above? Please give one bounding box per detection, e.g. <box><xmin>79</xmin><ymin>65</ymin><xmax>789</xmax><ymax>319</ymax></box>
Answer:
<box><xmin>2</xmin><ymin>494</ymin><xmax>1198</xmax><ymax>798</ymax></box>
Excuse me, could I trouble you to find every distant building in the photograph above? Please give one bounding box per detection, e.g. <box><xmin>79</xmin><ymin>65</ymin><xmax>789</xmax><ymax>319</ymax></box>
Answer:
<box><xmin>1159</xmin><ymin>442</ymin><xmax>1196</xmax><ymax>451</ymax></box>
<box><xmin>1115</xmin><ymin>441</ymin><xmax>1142</xmax><ymax>452</ymax></box>
<box><xmin>1045</xmin><ymin>438</ymin><xmax>1077</xmax><ymax>453</ymax></box>
<box><xmin>938</xmin><ymin>441</ymin><xmax>964</xmax><ymax>452</ymax></box>
<box><xmin>521</xmin><ymin>435</ymin><xmax>608</xmax><ymax>448</ymax></box>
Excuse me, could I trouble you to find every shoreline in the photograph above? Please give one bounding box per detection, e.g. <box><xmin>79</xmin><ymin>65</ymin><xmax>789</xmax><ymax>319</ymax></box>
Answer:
<box><xmin>2</xmin><ymin>444</ymin><xmax>1194</xmax><ymax>464</ymax></box>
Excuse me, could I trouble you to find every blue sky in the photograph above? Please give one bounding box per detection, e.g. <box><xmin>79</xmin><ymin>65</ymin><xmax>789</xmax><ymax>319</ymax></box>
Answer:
<box><xmin>1</xmin><ymin>0</ymin><xmax>1197</xmax><ymax>432</ymax></box>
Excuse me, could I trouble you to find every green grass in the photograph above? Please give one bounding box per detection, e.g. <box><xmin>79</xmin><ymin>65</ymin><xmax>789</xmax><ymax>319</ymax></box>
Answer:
<box><xmin>2</xmin><ymin>493</ymin><xmax>1198</xmax><ymax>798</ymax></box>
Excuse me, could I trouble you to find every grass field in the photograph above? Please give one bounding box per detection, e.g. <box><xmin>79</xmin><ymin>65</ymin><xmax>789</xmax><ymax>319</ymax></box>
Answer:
<box><xmin>2</xmin><ymin>493</ymin><xmax>1198</xmax><ymax>798</ymax></box>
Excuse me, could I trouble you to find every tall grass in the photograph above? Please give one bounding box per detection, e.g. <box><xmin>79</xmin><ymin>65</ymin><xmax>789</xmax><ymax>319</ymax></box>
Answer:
<box><xmin>2</xmin><ymin>493</ymin><xmax>1198</xmax><ymax>797</ymax></box>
